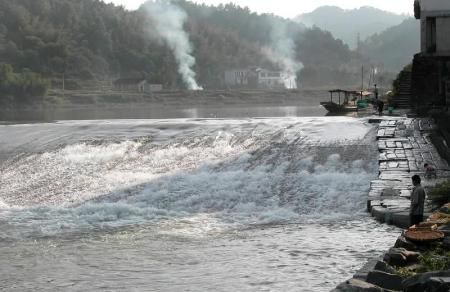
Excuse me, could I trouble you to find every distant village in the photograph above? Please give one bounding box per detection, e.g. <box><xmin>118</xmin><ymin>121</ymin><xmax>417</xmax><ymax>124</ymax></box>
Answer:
<box><xmin>111</xmin><ymin>67</ymin><xmax>295</xmax><ymax>93</ymax></box>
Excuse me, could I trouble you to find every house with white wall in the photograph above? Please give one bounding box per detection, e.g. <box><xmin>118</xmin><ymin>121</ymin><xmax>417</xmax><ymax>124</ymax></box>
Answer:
<box><xmin>113</xmin><ymin>78</ymin><xmax>163</xmax><ymax>93</ymax></box>
<box><xmin>224</xmin><ymin>67</ymin><xmax>292</xmax><ymax>89</ymax></box>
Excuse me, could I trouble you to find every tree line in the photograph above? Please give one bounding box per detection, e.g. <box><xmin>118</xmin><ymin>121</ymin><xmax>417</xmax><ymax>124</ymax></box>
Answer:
<box><xmin>0</xmin><ymin>0</ymin><xmax>378</xmax><ymax>103</ymax></box>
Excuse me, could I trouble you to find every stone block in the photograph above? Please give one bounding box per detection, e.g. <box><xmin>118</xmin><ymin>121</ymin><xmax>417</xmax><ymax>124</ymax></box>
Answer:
<box><xmin>366</xmin><ymin>270</ymin><xmax>403</xmax><ymax>291</ymax></box>
<box><xmin>403</xmin><ymin>271</ymin><xmax>450</xmax><ymax>292</ymax></box>
<box><xmin>427</xmin><ymin>277</ymin><xmax>450</xmax><ymax>291</ymax></box>
<box><xmin>383</xmin><ymin>249</ymin><xmax>404</xmax><ymax>266</ymax></box>
<box><xmin>371</xmin><ymin>206</ymin><xmax>388</xmax><ymax>223</ymax></box>
<box><xmin>332</xmin><ymin>279</ymin><xmax>385</xmax><ymax>292</ymax></box>
<box><xmin>374</xmin><ymin>261</ymin><xmax>397</xmax><ymax>274</ymax></box>
<box><xmin>388</xmin><ymin>162</ymin><xmax>399</xmax><ymax>168</ymax></box>
<box><xmin>394</xmin><ymin>236</ymin><xmax>418</xmax><ymax>251</ymax></box>
<box><xmin>391</xmin><ymin>211</ymin><xmax>413</xmax><ymax>229</ymax></box>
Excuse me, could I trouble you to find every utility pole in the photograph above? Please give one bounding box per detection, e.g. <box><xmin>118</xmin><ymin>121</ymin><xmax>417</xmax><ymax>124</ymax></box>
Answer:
<box><xmin>361</xmin><ymin>65</ymin><xmax>364</xmax><ymax>91</ymax></box>
<box><xmin>62</xmin><ymin>73</ymin><xmax>65</xmax><ymax>99</ymax></box>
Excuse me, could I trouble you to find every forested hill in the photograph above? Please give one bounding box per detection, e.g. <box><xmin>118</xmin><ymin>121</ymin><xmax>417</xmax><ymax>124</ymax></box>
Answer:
<box><xmin>0</xmin><ymin>0</ymin><xmax>371</xmax><ymax>89</ymax></box>
<box><xmin>295</xmin><ymin>6</ymin><xmax>409</xmax><ymax>49</ymax></box>
<box><xmin>359</xmin><ymin>18</ymin><xmax>420</xmax><ymax>72</ymax></box>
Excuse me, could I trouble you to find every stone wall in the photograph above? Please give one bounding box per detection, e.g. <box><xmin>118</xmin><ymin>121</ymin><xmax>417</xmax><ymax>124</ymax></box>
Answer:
<box><xmin>412</xmin><ymin>54</ymin><xmax>450</xmax><ymax>108</ymax></box>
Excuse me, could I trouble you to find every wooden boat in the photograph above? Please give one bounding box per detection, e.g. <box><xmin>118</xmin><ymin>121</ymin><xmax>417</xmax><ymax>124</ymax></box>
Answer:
<box><xmin>320</xmin><ymin>101</ymin><xmax>358</xmax><ymax>113</ymax></box>
<box><xmin>321</xmin><ymin>89</ymin><xmax>371</xmax><ymax>113</ymax></box>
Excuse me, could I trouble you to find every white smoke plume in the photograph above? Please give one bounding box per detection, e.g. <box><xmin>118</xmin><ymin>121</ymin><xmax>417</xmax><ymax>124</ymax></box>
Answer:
<box><xmin>264</xmin><ymin>21</ymin><xmax>303</xmax><ymax>89</ymax></box>
<box><xmin>145</xmin><ymin>1</ymin><xmax>202</xmax><ymax>90</ymax></box>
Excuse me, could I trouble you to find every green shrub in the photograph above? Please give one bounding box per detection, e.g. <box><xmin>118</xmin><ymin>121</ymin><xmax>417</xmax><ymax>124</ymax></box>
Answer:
<box><xmin>429</xmin><ymin>180</ymin><xmax>450</xmax><ymax>205</ymax></box>
<box><xmin>417</xmin><ymin>244</ymin><xmax>450</xmax><ymax>273</ymax></box>
<box><xmin>0</xmin><ymin>64</ymin><xmax>49</xmax><ymax>105</ymax></box>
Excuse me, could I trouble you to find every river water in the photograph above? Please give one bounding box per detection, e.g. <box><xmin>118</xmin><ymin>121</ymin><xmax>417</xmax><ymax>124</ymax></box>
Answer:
<box><xmin>0</xmin><ymin>106</ymin><xmax>399</xmax><ymax>291</ymax></box>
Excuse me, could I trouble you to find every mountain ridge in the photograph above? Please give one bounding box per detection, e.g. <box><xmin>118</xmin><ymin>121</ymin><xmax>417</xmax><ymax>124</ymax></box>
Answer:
<box><xmin>295</xmin><ymin>5</ymin><xmax>410</xmax><ymax>48</ymax></box>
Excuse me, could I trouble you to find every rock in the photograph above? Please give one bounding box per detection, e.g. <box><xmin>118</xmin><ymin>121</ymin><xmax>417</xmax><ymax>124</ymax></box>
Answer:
<box><xmin>384</xmin><ymin>249</ymin><xmax>407</xmax><ymax>266</ymax></box>
<box><xmin>383</xmin><ymin>248</ymin><xmax>420</xmax><ymax>266</ymax></box>
<box><xmin>332</xmin><ymin>279</ymin><xmax>385</xmax><ymax>292</ymax></box>
<box><xmin>354</xmin><ymin>258</ymin><xmax>383</xmax><ymax>280</ymax></box>
<box><xmin>403</xmin><ymin>250</ymin><xmax>420</xmax><ymax>264</ymax></box>
<box><xmin>366</xmin><ymin>270</ymin><xmax>403</xmax><ymax>291</ymax></box>
<box><xmin>443</xmin><ymin>237</ymin><xmax>450</xmax><ymax>250</ymax></box>
<box><xmin>374</xmin><ymin>261</ymin><xmax>397</xmax><ymax>274</ymax></box>
<box><xmin>427</xmin><ymin>277</ymin><xmax>450</xmax><ymax>291</ymax></box>
<box><xmin>394</xmin><ymin>236</ymin><xmax>418</xmax><ymax>251</ymax></box>
<box><xmin>403</xmin><ymin>270</ymin><xmax>450</xmax><ymax>291</ymax></box>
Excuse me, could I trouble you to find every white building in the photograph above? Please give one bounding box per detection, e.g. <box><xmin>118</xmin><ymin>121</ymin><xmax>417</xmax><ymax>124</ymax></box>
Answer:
<box><xmin>413</xmin><ymin>0</ymin><xmax>450</xmax><ymax>107</ymax></box>
<box><xmin>224</xmin><ymin>69</ymin><xmax>255</xmax><ymax>87</ymax></box>
<box><xmin>257</xmin><ymin>69</ymin><xmax>287</xmax><ymax>88</ymax></box>
<box><xmin>415</xmin><ymin>0</ymin><xmax>450</xmax><ymax>56</ymax></box>
<box><xmin>224</xmin><ymin>68</ymin><xmax>294</xmax><ymax>89</ymax></box>
<box><xmin>113</xmin><ymin>78</ymin><xmax>163</xmax><ymax>93</ymax></box>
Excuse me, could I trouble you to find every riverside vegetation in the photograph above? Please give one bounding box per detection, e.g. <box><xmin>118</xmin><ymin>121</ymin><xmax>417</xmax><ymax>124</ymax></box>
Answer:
<box><xmin>0</xmin><ymin>64</ymin><xmax>48</xmax><ymax>108</ymax></box>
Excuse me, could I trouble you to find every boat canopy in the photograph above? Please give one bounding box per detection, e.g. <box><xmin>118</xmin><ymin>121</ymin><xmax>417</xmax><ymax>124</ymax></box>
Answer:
<box><xmin>329</xmin><ymin>89</ymin><xmax>372</xmax><ymax>96</ymax></box>
<box><xmin>328</xmin><ymin>89</ymin><xmax>371</xmax><ymax>105</ymax></box>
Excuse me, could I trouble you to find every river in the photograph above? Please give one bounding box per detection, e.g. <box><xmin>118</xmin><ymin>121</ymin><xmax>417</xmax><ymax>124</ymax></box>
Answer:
<box><xmin>0</xmin><ymin>104</ymin><xmax>399</xmax><ymax>291</ymax></box>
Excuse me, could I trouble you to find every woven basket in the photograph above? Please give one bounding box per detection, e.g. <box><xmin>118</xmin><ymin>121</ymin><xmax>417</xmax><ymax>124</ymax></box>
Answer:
<box><xmin>405</xmin><ymin>230</ymin><xmax>445</xmax><ymax>242</ymax></box>
<box><xmin>409</xmin><ymin>223</ymin><xmax>438</xmax><ymax>231</ymax></box>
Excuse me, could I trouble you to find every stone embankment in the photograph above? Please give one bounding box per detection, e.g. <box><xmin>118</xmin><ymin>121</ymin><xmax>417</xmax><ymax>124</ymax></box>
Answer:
<box><xmin>333</xmin><ymin>118</ymin><xmax>450</xmax><ymax>291</ymax></box>
<box><xmin>367</xmin><ymin>118</ymin><xmax>450</xmax><ymax>228</ymax></box>
<box><xmin>368</xmin><ymin>118</ymin><xmax>450</xmax><ymax>228</ymax></box>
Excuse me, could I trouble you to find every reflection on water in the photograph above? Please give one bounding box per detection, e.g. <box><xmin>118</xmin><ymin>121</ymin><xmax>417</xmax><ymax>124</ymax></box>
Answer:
<box><xmin>0</xmin><ymin>221</ymin><xmax>399</xmax><ymax>292</ymax></box>
<box><xmin>0</xmin><ymin>104</ymin><xmax>327</xmax><ymax>122</ymax></box>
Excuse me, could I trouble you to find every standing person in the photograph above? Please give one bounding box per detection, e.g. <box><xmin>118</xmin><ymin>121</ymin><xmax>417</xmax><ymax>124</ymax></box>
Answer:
<box><xmin>374</xmin><ymin>84</ymin><xmax>379</xmax><ymax>100</ymax></box>
<box><xmin>410</xmin><ymin>175</ymin><xmax>426</xmax><ymax>226</ymax></box>
<box><xmin>377</xmin><ymin>99</ymin><xmax>384</xmax><ymax>116</ymax></box>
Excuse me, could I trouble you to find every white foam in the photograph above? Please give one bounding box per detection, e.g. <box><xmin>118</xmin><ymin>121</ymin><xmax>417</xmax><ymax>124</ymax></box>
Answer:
<box><xmin>0</xmin><ymin>199</ymin><xmax>8</xmax><ymax>209</ymax></box>
<box><xmin>0</xmin><ymin>117</ymin><xmax>377</xmax><ymax>237</ymax></box>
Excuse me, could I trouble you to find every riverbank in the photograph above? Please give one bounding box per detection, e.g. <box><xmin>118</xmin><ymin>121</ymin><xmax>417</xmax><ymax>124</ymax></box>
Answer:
<box><xmin>333</xmin><ymin>117</ymin><xmax>450</xmax><ymax>291</ymax></box>
<box><xmin>0</xmin><ymin>89</ymin><xmax>333</xmax><ymax>122</ymax></box>
<box><xmin>3</xmin><ymin>89</ymin><xmax>329</xmax><ymax>110</ymax></box>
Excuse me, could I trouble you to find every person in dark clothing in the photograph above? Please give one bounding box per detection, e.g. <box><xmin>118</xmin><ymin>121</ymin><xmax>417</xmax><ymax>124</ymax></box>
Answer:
<box><xmin>377</xmin><ymin>100</ymin><xmax>384</xmax><ymax>116</ymax></box>
<box><xmin>410</xmin><ymin>175</ymin><xmax>426</xmax><ymax>226</ymax></box>
<box><xmin>374</xmin><ymin>84</ymin><xmax>379</xmax><ymax>100</ymax></box>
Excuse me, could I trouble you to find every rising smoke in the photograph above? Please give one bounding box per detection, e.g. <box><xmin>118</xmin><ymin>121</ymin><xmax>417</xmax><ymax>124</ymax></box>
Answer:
<box><xmin>145</xmin><ymin>1</ymin><xmax>202</xmax><ymax>90</ymax></box>
<box><xmin>264</xmin><ymin>21</ymin><xmax>303</xmax><ymax>89</ymax></box>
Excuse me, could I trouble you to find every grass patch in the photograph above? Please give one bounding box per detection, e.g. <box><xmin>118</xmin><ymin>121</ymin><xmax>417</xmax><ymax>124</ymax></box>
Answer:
<box><xmin>417</xmin><ymin>243</ymin><xmax>450</xmax><ymax>273</ymax></box>
<box><xmin>429</xmin><ymin>180</ymin><xmax>450</xmax><ymax>205</ymax></box>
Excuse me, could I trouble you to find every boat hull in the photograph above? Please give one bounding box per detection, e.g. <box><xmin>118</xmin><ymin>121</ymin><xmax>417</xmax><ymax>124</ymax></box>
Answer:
<box><xmin>320</xmin><ymin>102</ymin><xmax>358</xmax><ymax>113</ymax></box>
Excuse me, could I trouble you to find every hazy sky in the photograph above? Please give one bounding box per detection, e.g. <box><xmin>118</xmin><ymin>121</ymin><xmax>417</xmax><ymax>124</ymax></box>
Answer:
<box><xmin>106</xmin><ymin>0</ymin><xmax>413</xmax><ymax>18</ymax></box>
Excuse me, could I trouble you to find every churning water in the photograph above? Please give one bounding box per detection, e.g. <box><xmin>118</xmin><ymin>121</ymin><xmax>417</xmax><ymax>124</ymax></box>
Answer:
<box><xmin>0</xmin><ymin>118</ymin><xmax>399</xmax><ymax>291</ymax></box>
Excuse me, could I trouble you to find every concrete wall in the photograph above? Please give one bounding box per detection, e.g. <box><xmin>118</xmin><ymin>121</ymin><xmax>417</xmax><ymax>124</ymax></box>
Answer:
<box><xmin>421</xmin><ymin>0</ymin><xmax>450</xmax><ymax>12</ymax></box>
<box><xmin>436</xmin><ymin>17</ymin><xmax>450</xmax><ymax>54</ymax></box>
<box><xmin>420</xmin><ymin>10</ymin><xmax>450</xmax><ymax>56</ymax></box>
